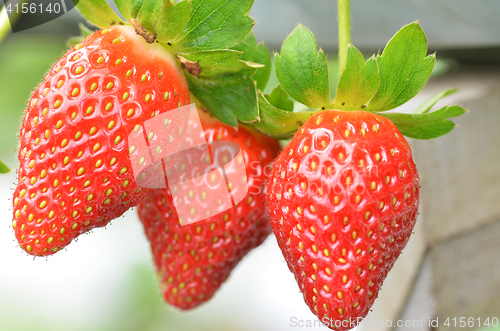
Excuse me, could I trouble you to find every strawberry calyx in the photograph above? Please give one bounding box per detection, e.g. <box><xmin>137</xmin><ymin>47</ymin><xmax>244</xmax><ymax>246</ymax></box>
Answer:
<box><xmin>252</xmin><ymin>23</ymin><xmax>467</xmax><ymax>140</ymax></box>
<box><xmin>72</xmin><ymin>0</ymin><xmax>271</xmax><ymax>127</ymax></box>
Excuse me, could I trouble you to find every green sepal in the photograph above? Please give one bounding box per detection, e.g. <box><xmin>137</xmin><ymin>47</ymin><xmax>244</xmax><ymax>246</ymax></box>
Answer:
<box><xmin>365</xmin><ymin>22</ymin><xmax>435</xmax><ymax>111</ymax></box>
<box><xmin>379</xmin><ymin>105</ymin><xmax>467</xmax><ymax>139</ymax></box>
<box><xmin>0</xmin><ymin>159</ymin><xmax>10</xmax><ymax>174</ymax></box>
<box><xmin>133</xmin><ymin>0</ymin><xmax>190</xmax><ymax>43</ymax></box>
<box><xmin>176</xmin><ymin>32</ymin><xmax>270</xmax><ymax>126</ymax></box>
<box><xmin>115</xmin><ymin>0</ymin><xmax>134</xmax><ymax>20</ymax></box>
<box><xmin>253</xmin><ymin>91</ymin><xmax>316</xmax><ymax>139</ymax></box>
<box><xmin>185</xmin><ymin>74</ymin><xmax>258</xmax><ymax>126</ymax></box>
<box><xmin>155</xmin><ymin>0</ymin><xmax>191</xmax><ymax>43</ymax></box>
<box><xmin>414</xmin><ymin>88</ymin><xmax>458</xmax><ymax>114</ymax></box>
<box><xmin>333</xmin><ymin>45</ymin><xmax>379</xmax><ymax>110</ymax></box>
<box><xmin>131</xmin><ymin>0</ymin><xmax>144</xmax><ymax>18</ymax></box>
<box><xmin>178</xmin><ymin>50</ymin><xmax>259</xmax><ymax>78</ymax></box>
<box><xmin>232</xmin><ymin>32</ymin><xmax>272</xmax><ymax>90</ymax></box>
<box><xmin>176</xmin><ymin>0</ymin><xmax>255</xmax><ymax>52</ymax></box>
<box><xmin>73</xmin><ymin>0</ymin><xmax>125</xmax><ymax>28</ymax></box>
<box><xmin>274</xmin><ymin>24</ymin><xmax>331</xmax><ymax>110</ymax></box>
<box><xmin>254</xmin><ymin>22</ymin><xmax>465</xmax><ymax>140</ymax></box>
<box><xmin>135</xmin><ymin>0</ymin><xmax>163</xmax><ymax>33</ymax></box>
<box><xmin>265</xmin><ymin>85</ymin><xmax>294</xmax><ymax>112</ymax></box>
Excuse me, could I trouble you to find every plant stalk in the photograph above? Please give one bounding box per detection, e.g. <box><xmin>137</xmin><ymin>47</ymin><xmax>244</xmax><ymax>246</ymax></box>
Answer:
<box><xmin>338</xmin><ymin>0</ymin><xmax>351</xmax><ymax>77</ymax></box>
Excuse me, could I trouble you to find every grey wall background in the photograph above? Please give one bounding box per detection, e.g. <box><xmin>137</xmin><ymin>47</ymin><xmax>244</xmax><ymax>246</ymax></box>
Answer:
<box><xmin>251</xmin><ymin>0</ymin><xmax>500</xmax><ymax>53</ymax></box>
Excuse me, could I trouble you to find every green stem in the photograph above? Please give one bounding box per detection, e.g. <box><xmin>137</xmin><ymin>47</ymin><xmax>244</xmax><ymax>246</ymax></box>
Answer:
<box><xmin>0</xmin><ymin>0</ymin><xmax>26</xmax><ymax>44</ymax></box>
<box><xmin>338</xmin><ymin>0</ymin><xmax>351</xmax><ymax>78</ymax></box>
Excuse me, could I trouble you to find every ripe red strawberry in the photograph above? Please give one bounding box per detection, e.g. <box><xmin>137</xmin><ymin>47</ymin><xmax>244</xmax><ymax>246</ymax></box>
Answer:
<box><xmin>12</xmin><ymin>25</ymin><xmax>190</xmax><ymax>256</ymax></box>
<box><xmin>267</xmin><ymin>110</ymin><xmax>419</xmax><ymax>330</ymax></box>
<box><xmin>137</xmin><ymin>109</ymin><xmax>281</xmax><ymax>309</ymax></box>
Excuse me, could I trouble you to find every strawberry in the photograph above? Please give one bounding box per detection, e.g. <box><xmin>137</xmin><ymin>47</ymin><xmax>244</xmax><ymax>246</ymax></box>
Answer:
<box><xmin>12</xmin><ymin>25</ymin><xmax>190</xmax><ymax>256</ymax></box>
<box><xmin>267</xmin><ymin>110</ymin><xmax>419</xmax><ymax>330</ymax></box>
<box><xmin>137</xmin><ymin>109</ymin><xmax>281</xmax><ymax>309</ymax></box>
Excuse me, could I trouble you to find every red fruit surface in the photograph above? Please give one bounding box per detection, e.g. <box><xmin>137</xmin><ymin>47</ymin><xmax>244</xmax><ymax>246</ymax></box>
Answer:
<box><xmin>138</xmin><ymin>110</ymin><xmax>281</xmax><ymax>309</ymax></box>
<box><xmin>12</xmin><ymin>25</ymin><xmax>190</xmax><ymax>256</ymax></box>
<box><xmin>267</xmin><ymin>110</ymin><xmax>419</xmax><ymax>330</ymax></box>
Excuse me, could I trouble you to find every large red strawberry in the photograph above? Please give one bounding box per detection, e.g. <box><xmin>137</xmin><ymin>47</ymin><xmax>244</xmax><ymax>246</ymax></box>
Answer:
<box><xmin>267</xmin><ymin>110</ymin><xmax>419</xmax><ymax>329</ymax></box>
<box><xmin>253</xmin><ymin>22</ymin><xmax>466</xmax><ymax>329</ymax></box>
<box><xmin>12</xmin><ymin>25</ymin><xmax>190</xmax><ymax>256</ymax></box>
<box><xmin>138</xmin><ymin>109</ymin><xmax>281</xmax><ymax>309</ymax></box>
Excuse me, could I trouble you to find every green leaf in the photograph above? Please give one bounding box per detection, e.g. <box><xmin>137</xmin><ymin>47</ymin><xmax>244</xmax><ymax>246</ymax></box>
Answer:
<box><xmin>177</xmin><ymin>0</ymin><xmax>255</xmax><ymax>52</ymax></box>
<box><xmin>185</xmin><ymin>74</ymin><xmax>258</xmax><ymax>126</ymax></box>
<box><xmin>155</xmin><ymin>0</ymin><xmax>191</xmax><ymax>42</ymax></box>
<box><xmin>0</xmin><ymin>159</ymin><xmax>10</xmax><ymax>174</ymax></box>
<box><xmin>178</xmin><ymin>50</ymin><xmax>258</xmax><ymax>78</ymax></box>
<box><xmin>414</xmin><ymin>88</ymin><xmax>458</xmax><ymax>114</ymax></box>
<box><xmin>366</xmin><ymin>22</ymin><xmax>435</xmax><ymax>111</ymax></box>
<box><xmin>131</xmin><ymin>0</ymin><xmax>144</xmax><ymax>17</ymax></box>
<box><xmin>135</xmin><ymin>0</ymin><xmax>164</xmax><ymax>33</ymax></box>
<box><xmin>115</xmin><ymin>0</ymin><xmax>134</xmax><ymax>20</ymax></box>
<box><xmin>232</xmin><ymin>32</ymin><xmax>271</xmax><ymax>90</ymax></box>
<box><xmin>333</xmin><ymin>45</ymin><xmax>379</xmax><ymax>110</ymax></box>
<box><xmin>265</xmin><ymin>85</ymin><xmax>294</xmax><ymax>112</ymax></box>
<box><xmin>274</xmin><ymin>24</ymin><xmax>330</xmax><ymax>109</ymax></box>
<box><xmin>254</xmin><ymin>91</ymin><xmax>316</xmax><ymax>139</ymax></box>
<box><xmin>379</xmin><ymin>105</ymin><xmax>467</xmax><ymax>139</ymax></box>
<box><xmin>72</xmin><ymin>0</ymin><xmax>125</xmax><ymax>28</ymax></box>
